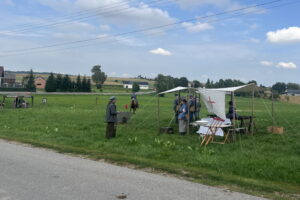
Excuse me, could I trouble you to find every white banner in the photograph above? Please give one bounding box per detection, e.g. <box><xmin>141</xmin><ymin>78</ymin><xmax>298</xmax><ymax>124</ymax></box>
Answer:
<box><xmin>199</xmin><ymin>89</ymin><xmax>226</xmax><ymax>120</ymax></box>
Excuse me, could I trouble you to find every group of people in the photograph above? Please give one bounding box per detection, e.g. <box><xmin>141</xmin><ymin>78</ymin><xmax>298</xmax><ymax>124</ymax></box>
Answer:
<box><xmin>105</xmin><ymin>93</ymin><xmax>238</xmax><ymax>139</ymax></box>
<box><xmin>173</xmin><ymin>94</ymin><xmax>201</xmax><ymax>135</ymax></box>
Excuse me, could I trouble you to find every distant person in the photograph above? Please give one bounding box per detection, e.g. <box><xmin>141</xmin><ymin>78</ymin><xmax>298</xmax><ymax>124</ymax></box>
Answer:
<box><xmin>105</xmin><ymin>96</ymin><xmax>118</xmax><ymax>139</ymax></box>
<box><xmin>173</xmin><ymin>94</ymin><xmax>180</xmax><ymax>124</ymax></box>
<box><xmin>178</xmin><ymin>98</ymin><xmax>188</xmax><ymax>135</ymax></box>
<box><xmin>226</xmin><ymin>101</ymin><xmax>239</xmax><ymax>120</ymax></box>
<box><xmin>188</xmin><ymin>95</ymin><xmax>196</xmax><ymax>122</ymax></box>
<box><xmin>195</xmin><ymin>97</ymin><xmax>201</xmax><ymax>120</ymax></box>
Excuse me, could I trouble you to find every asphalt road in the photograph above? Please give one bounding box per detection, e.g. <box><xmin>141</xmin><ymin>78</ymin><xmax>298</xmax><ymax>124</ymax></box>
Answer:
<box><xmin>0</xmin><ymin>140</ymin><xmax>267</xmax><ymax>200</ymax></box>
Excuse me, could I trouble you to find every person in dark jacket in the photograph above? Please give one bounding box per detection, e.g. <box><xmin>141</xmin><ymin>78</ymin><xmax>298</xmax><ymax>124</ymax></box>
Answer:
<box><xmin>106</xmin><ymin>96</ymin><xmax>118</xmax><ymax>139</ymax></box>
<box><xmin>226</xmin><ymin>101</ymin><xmax>239</xmax><ymax>120</ymax></box>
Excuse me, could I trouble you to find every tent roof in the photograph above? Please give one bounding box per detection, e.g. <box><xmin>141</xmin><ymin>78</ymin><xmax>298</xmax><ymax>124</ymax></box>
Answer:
<box><xmin>158</xmin><ymin>86</ymin><xmax>188</xmax><ymax>94</ymax></box>
<box><xmin>198</xmin><ymin>84</ymin><xmax>255</xmax><ymax>93</ymax></box>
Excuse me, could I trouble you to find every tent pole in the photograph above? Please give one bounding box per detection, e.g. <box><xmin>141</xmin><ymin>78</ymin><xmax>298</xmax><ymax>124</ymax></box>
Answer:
<box><xmin>251</xmin><ymin>85</ymin><xmax>254</xmax><ymax>135</ymax></box>
<box><xmin>157</xmin><ymin>94</ymin><xmax>160</xmax><ymax>134</ymax></box>
<box><xmin>232</xmin><ymin>92</ymin><xmax>236</xmax><ymax>138</ymax></box>
<box><xmin>271</xmin><ymin>90</ymin><xmax>275</xmax><ymax>131</ymax></box>
<box><xmin>187</xmin><ymin>90</ymin><xmax>190</xmax><ymax>134</ymax></box>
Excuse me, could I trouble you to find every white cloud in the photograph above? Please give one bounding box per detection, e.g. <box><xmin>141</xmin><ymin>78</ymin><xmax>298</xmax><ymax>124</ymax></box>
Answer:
<box><xmin>2</xmin><ymin>0</ymin><xmax>14</xmax><ymax>6</ymax></box>
<box><xmin>181</xmin><ymin>22</ymin><xmax>213</xmax><ymax>33</ymax></box>
<box><xmin>260</xmin><ymin>61</ymin><xmax>274</xmax><ymax>67</ymax></box>
<box><xmin>122</xmin><ymin>73</ymin><xmax>130</xmax><ymax>77</ymax></box>
<box><xmin>110</xmin><ymin>72</ymin><xmax>117</xmax><ymax>76</ymax></box>
<box><xmin>149</xmin><ymin>48</ymin><xmax>172</xmax><ymax>56</ymax></box>
<box><xmin>176</xmin><ymin>0</ymin><xmax>230</xmax><ymax>8</ymax></box>
<box><xmin>74</xmin><ymin>0</ymin><xmax>176</xmax><ymax>28</ymax></box>
<box><xmin>276</xmin><ymin>62</ymin><xmax>297</xmax><ymax>69</ymax></box>
<box><xmin>100</xmin><ymin>25</ymin><xmax>111</xmax><ymax>31</ymax></box>
<box><xmin>56</xmin><ymin>21</ymin><xmax>96</xmax><ymax>32</ymax></box>
<box><xmin>267</xmin><ymin>27</ymin><xmax>300</xmax><ymax>44</ymax></box>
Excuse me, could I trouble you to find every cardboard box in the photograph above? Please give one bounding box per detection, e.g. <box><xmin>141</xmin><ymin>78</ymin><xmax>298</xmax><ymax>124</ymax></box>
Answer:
<box><xmin>267</xmin><ymin>126</ymin><xmax>284</xmax><ymax>134</ymax></box>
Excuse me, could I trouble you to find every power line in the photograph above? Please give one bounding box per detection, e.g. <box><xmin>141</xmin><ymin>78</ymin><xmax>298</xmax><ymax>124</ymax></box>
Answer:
<box><xmin>1</xmin><ymin>0</ymin><xmax>135</xmax><ymax>30</ymax></box>
<box><xmin>2</xmin><ymin>0</ymin><xmax>296</xmax><ymax>58</ymax></box>
<box><xmin>0</xmin><ymin>0</ymin><xmax>290</xmax><ymax>57</ymax></box>
<box><xmin>2</xmin><ymin>0</ymin><xmax>175</xmax><ymax>35</ymax></box>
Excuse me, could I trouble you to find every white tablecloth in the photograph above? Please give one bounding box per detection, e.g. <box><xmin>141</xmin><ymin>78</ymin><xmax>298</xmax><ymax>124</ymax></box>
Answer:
<box><xmin>197</xmin><ymin>118</ymin><xmax>231</xmax><ymax>137</ymax></box>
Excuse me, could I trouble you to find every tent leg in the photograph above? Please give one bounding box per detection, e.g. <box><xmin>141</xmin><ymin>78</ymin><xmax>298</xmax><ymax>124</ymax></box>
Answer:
<box><xmin>157</xmin><ymin>95</ymin><xmax>160</xmax><ymax>134</ymax></box>
<box><xmin>232</xmin><ymin>92</ymin><xmax>236</xmax><ymax>140</ymax></box>
<box><xmin>251</xmin><ymin>86</ymin><xmax>254</xmax><ymax>135</ymax></box>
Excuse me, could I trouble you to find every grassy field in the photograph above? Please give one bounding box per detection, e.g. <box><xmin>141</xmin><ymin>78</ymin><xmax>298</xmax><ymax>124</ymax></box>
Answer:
<box><xmin>0</xmin><ymin>94</ymin><xmax>299</xmax><ymax>199</ymax></box>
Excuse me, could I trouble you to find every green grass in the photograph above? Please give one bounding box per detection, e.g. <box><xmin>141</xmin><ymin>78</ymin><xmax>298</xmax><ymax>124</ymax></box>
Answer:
<box><xmin>0</xmin><ymin>94</ymin><xmax>299</xmax><ymax>199</ymax></box>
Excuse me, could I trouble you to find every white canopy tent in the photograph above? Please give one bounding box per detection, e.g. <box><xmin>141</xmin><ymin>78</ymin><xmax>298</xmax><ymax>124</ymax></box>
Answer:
<box><xmin>198</xmin><ymin>84</ymin><xmax>255</xmax><ymax>120</ymax></box>
<box><xmin>197</xmin><ymin>83</ymin><xmax>256</xmax><ymax>135</ymax></box>
<box><xmin>158</xmin><ymin>87</ymin><xmax>188</xmax><ymax>95</ymax></box>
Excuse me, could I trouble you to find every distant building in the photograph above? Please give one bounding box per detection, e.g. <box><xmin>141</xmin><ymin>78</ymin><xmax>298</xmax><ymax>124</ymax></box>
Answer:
<box><xmin>35</xmin><ymin>76</ymin><xmax>46</xmax><ymax>89</ymax></box>
<box><xmin>0</xmin><ymin>66</ymin><xmax>17</xmax><ymax>87</ymax></box>
<box><xmin>0</xmin><ymin>66</ymin><xmax>4</xmax><ymax>85</ymax></box>
<box><xmin>285</xmin><ymin>89</ymin><xmax>300</xmax><ymax>96</ymax></box>
<box><xmin>122</xmin><ymin>81</ymin><xmax>149</xmax><ymax>90</ymax></box>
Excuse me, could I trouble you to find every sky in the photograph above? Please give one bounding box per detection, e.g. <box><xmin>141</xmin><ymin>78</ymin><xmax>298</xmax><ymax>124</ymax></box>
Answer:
<box><xmin>0</xmin><ymin>0</ymin><xmax>299</xmax><ymax>86</ymax></box>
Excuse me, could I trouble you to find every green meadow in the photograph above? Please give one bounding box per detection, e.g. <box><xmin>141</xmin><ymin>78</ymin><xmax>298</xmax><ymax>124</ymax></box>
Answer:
<box><xmin>0</xmin><ymin>94</ymin><xmax>299</xmax><ymax>199</ymax></box>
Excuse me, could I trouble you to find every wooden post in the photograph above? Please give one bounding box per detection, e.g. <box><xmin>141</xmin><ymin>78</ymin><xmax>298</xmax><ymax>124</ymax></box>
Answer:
<box><xmin>31</xmin><ymin>96</ymin><xmax>34</xmax><ymax>107</ymax></box>
<box><xmin>271</xmin><ymin>90</ymin><xmax>275</xmax><ymax>132</ymax></box>
<box><xmin>251</xmin><ymin>85</ymin><xmax>254</xmax><ymax>135</ymax></box>
<box><xmin>157</xmin><ymin>95</ymin><xmax>160</xmax><ymax>134</ymax></box>
<box><xmin>232</xmin><ymin>92</ymin><xmax>236</xmax><ymax>138</ymax></box>
<box><xmin>198</xmin><ymin>93</ymin><xmax>201</xmax><ymax>120</ymax></box>
<box><xmin>187</xmin><ymin>90</ymin><xmax>190</xmax><ymax>134</ymax></box>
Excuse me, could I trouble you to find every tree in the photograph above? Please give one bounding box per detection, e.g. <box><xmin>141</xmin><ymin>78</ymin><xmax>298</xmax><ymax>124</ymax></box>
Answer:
<box><xmin>62</xmin><ymin>75</ymin><xmax>71</xmax><ymax>92</ymax></box>
<box><xmin>272</xmin><ymin>82</ymin><xmax>286</xmax><ymax>94</ymax></box>
<box><xmin>45</xmin><ymin>73</ymin><xmax>56</xmax><ymax>92</ymax></box>
<box><xmin>205</xmin><ymin>79</ymin><xmax>211</xmax><ymax>88</ymax></box>
<box><xmin>24</xmin><ymin>69</ymin><xmax>36</xmax><ymax>91</ymax></box>
<box><xmin>56</xmin><ymin>74</ymin><xmax>63</xmax><ymax>91</ymax></box>
<box><xmin>178</xmin><ymin>77</ymin><xmax>188</xmax><ymax>87</ymax></box>
<box><xmin>82</xmin><ymin>76</ymin><xmax>88</xmax><ymax>92</ymax></box>
<box><xmin>248</xmin><ymin>80</ymin><xmax>257</xmax><ymax>85</ymax></box>
<box><xmin>193</xmin><ymin>80</ymin><xmax>202</xmax><ymax>88</ymax></box>
<box><xmin>287</xmin><ymin>82</ymin><xmax>300</xmax><ymax>90</ymax></box>
<box><xmin>132</xmin><ymin>82</ymin><xmax>140</xmax><ymax>92</ymax></box>
<box><xmin>87</xmin><ymin>79</ymin><xmax>92</xmax><ymax>92</ymax></box>
<box><xmin>91</xmin><ymin>65</ymin><xmax>107</xmax><ymax>89</ymax></box>
<box><xmin>76</xmin><ymin>75</ymin><xmax>82</xmax><ymax>92</ymax></box>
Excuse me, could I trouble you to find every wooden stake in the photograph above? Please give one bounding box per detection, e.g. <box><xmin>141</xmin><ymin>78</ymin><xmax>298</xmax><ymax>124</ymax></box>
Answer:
<box><xmin>157</xmin><ymin>95</ymin><xmax>160</xmax><ymax>134</ymax></box>
<box><xmin>251</xmin><ymin>85</ymin><xmax>254</xmax><ymax>135</ymax></box>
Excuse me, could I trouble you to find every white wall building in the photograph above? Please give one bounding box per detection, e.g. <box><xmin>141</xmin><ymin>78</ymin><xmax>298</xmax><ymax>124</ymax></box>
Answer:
<box><xmin>123</xmin><ymin>81</ymin><xmax>149</xmax><ymax>90</ymax></box>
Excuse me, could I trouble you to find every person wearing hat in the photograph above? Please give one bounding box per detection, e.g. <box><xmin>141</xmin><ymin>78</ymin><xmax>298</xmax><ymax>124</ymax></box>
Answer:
<box><xmin>178</xmin><ymin>98</ymin><xmax>188</xmax><ymax>135</ymax></box>
<box><xmin>173</xmin><ymin>94</ymin><xmax>180</xmax><ymax>124</ymax></box>
<box><xmin>105</xmin><ymin>96</ymin><xmax>118</xmax><ymax>139</ymax></box>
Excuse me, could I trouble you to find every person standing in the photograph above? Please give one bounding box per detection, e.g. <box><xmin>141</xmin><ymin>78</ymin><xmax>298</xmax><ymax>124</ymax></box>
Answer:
<box><xmin>178</xmin><ymin>98</ymin><xmax>188</xmax><ymax>135</ymax></box>
<box><xmin>188</xmin><ymin>95</ymin><xmax>195</xmax><ymax>122</ymax></box>
<box><xmin>173</xmin><ymin>94</ymin><xmax>180</xmax><ymax>124</ymax></box>
<box><xmin>105</xmin><ymin>96</ymin><xmax>118</xmax><ymax>139</ymax></box>
<box><xmin>195</xmin><ymin>97</ymin><xmax>201</xmax><ymax>120</ymax></box>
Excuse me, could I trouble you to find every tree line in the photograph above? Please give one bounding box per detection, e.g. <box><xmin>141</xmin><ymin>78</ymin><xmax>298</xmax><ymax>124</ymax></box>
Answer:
<box><xmin>155</xmin><ymin>74</ymin><xmax>201</xmax><ymax>93</ymax></box>
<box><xmin>271</xmin><ymin>82</ymin><xmax>300</xmax><ymax>94</ymax></box>
<box><xmin>45</xmin><ymin>73</ymin><xmax>91</xmax><ymax>92</ymax></box>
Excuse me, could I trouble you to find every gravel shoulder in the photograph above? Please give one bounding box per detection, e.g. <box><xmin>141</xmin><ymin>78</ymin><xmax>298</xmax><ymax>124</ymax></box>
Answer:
<box><xmin>0</xmin><ymin>139</ymin><xmax>268</xmax><ymax>200</ymax></box>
